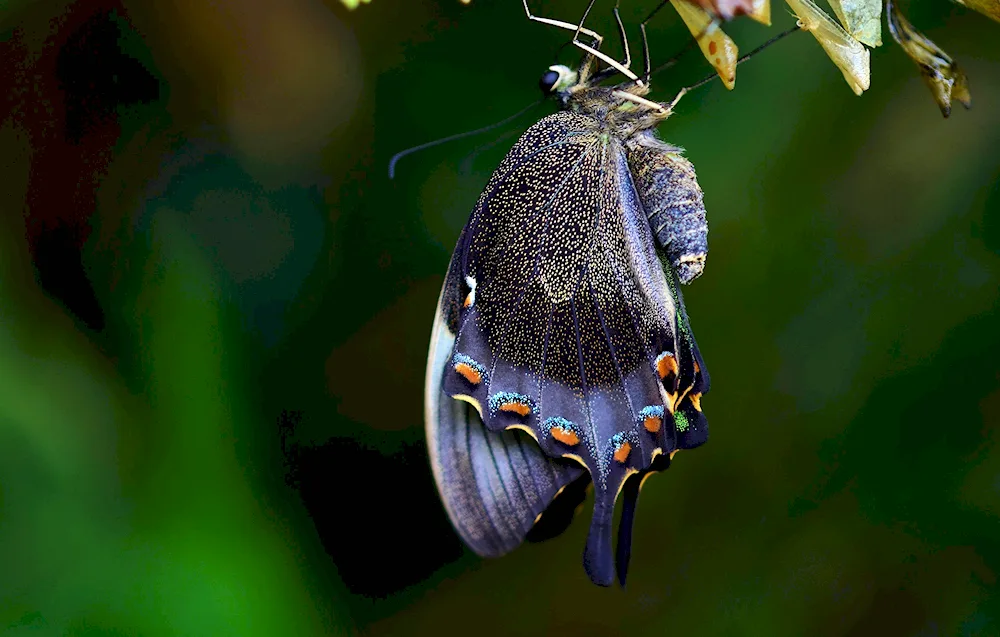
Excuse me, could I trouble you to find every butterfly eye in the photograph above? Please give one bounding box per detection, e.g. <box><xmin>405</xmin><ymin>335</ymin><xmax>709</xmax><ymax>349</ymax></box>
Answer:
<box><xmin>539</xmin><ymin>64</ymin><xmax>578</xmax><ymax>94</ymax></box>
<box><xmin>539</xmin><ymin>69</ymin><xmax>561</xmax><ymax>94</ymax></box>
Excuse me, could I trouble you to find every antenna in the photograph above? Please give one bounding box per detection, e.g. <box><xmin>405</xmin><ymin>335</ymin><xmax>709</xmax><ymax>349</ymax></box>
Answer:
<box><xmin>666</xmin><ymin>24</ymin><xmax>803</xmax><ymax>111</ymax></box>
<box><xmin>388</xmin><ymin>99</ymin><xmax>544</xmax><ymax>179</ymax></box>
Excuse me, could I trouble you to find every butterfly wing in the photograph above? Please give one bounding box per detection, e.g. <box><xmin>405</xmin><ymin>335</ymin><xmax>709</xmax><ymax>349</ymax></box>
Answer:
<box><xmin>612</xmin><ymin>250</ymin><xmax>711</xmax><ymax>586</ymax></box>
<box><xmin>663</xmin><ymin>253</ymin><xmax>711</xmax><ymax>450</ymax></box>
<box><xmin>432</xmin><ymin>111</ymin><xmax>710</xmax><ymax>586</ymax></box>
<box><xmin>426</xmin><ymin>241</ymin><xmax>587</xmax><ymax>559</ymax></box>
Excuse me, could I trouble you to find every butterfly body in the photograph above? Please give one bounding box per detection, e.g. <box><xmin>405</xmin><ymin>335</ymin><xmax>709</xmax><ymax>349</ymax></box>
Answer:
<box><xmin>426</xmin><ymin>68</ymin><xmax>711</xmax><ymax>587</ymax></box>
<box><xmin>627</xmin><ymin>133</ymin><xmax>708</xmax><ymax>284</ymax></box>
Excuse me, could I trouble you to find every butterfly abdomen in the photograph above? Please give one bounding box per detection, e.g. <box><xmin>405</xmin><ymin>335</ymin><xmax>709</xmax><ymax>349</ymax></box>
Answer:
<box><xmin>626</xmin><ymin>136</ymin><xmax>708</xmax><ymax>284</ymax></box>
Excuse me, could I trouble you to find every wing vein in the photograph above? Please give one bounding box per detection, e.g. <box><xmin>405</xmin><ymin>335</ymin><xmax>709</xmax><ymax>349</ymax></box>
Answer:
<box><xmin>588</xmin><ymin>274</ymin><xmax>638</xmax><ymax>431</ymax></box>
<box><xmin>463</xmin><ymin>401</ymin><xmax>505</xmax><ymax>553</ymax></box>
<box><xmin>564</xmin><ymin>141</ymin><xmax>611</xmax><ymax>477</ymax></box>
<box><xmin>570</xmin><ymin>294</ymin><xmax>600</xmax><ymax>478</ymax></box>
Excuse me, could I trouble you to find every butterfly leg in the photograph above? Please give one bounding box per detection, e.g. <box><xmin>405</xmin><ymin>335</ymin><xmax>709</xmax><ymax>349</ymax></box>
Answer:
<box><xmin>612</xmin><ymin>1</ymin><xmax>632</xmax><ymax>72</ymax></box>
<box><xmin>571</xmin><ymin>0</ymin><xmax>644</xmax><ymax>84</ymax></box>
<box><xmin>521</xmin><ymin>0</ymin><xmax>604</xmax><ymax>45</ymax></box>
<box><xmin>638</xmin><ymin>0</ymin><xmax>667</xmax><ymax>80</ymax></box>
<box><xmin>522</xmin><ymin>0</ymin><xmax>643</xmax><ymax>85</ymax></box>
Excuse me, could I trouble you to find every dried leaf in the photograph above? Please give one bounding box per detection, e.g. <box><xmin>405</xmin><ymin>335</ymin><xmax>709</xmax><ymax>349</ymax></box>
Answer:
<box><xmin>671</xmin><ymin>0</ymin><xmax>739</xmax><ymax>89</ymax></box>
<box><xmin>887</xmin><ymin>0</ymin><xmax>971</xmax><ymax>117</ymax></box>
<box><xmin>827</xmin><ymin>0</ymin><xmax>882</xmax><ymax>46</ymax></box>
<box><xmin>952</xmin><ymin>0</ymin><xmax>1000</xmax><ymax>23</ymax></box>
<box><xmin>785</xmin><ymin>0</ymin><xmax>871</xmax><ymax>95</ymax></box>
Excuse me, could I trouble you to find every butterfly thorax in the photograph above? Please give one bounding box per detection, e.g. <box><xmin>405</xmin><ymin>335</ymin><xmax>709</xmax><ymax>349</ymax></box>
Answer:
<box><xmin>559</xmin><ymin>82</ymin><xmax>671</xmax><ymax>140</ymax></box>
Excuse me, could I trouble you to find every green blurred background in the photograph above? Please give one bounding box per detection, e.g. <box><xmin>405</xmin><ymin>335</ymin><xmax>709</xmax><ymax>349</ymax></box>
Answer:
<box><xmin>1</xmin><ymin>0</ymin><xmax>999</xmax><ymax>634</ymax></box>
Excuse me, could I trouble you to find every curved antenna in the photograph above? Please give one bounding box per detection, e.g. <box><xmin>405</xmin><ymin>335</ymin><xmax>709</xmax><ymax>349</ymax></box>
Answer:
<box><xmin>665</xmin><ymin>24</ymin><xmax>802</xmax><ymax>111</ymax></box>
<box><xmin>646</xmin><ymin>38</ymin><xmax>700</xmax><ymax>80</ymax></box>
<box><xmin>388</xmin><ymin>99</ymin><xmax>544</xmax><ymax>179</ymax></box>
<box><xmin>458</xmin><ymin>127</ymin><xmax>523</xmax><ymax>175</ymax></box>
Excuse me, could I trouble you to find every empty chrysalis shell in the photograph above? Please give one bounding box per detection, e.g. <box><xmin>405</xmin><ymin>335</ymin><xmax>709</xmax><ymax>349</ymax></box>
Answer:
<box><xmin>679</xmin><ymin>0</ymin><xmax>770</xmax><ymax>21</ymax></box>
<box><xmin>827</xmin><ymin>0</ymin><xmax>883</xmax><ymax>47</ymax></box>
<box><xmin>671</xmin><ymin>0</ymin><xmax>739</xmax><ymax>90</ymax></box>
<box><xmin>951</xmin><ymin>0</ymin><xmax>1000</xmax><ymax>23</ymax></box>
<box><xmin>748</xmin><ymin>0</ymin><xmax>772</xmax><ymax>25</ymax></box>
<box><xmin>784</xmin><ymin>0</ymin><xmax>871</xmax><ymax>95</ymax></box>
<box><xmin>887</xmin><ymin>0</ymin><xmax>971</xmax><ymax>117</ymax></box>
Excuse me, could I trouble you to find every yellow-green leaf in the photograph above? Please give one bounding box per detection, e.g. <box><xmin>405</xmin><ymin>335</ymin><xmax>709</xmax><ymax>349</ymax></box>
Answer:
<box><xmin>785</xmin><ymin>0</ymin><xmax>871</xmax><ymax>95</ymax></box>
<box><xmin>887</xmin><ymin>0</ymin><xmax>971</xmax><ymax>117</ymax></box>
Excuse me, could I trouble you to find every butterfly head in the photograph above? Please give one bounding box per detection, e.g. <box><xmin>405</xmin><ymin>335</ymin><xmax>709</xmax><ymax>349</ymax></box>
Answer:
<box><xmin>539</xmin><ymin>64</ymin><xmax>579</xmax><ymax>97</ymax></box>
<box><xmin>540</xmin><ymin>60</ymin><xmax>671</xmax><ymax>133</ymax></box>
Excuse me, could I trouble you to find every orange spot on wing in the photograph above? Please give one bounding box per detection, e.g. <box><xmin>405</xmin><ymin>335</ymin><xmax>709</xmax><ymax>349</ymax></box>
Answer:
<box><xmin>709</xmin><ymin>41</ymin><xmax>718</xmax><ymax>55</ymax></box>
<box><xmin>499</xmin><ymin>402</ymin><xmax>531</xmax><ymax>417</ymax></box>
<box><xmin>613</xmin><ymin>442</ymin><xmax>632</xmax><ymax>463</ymax></box>
<box><xmin>463</xmin><ymin>293</ymin><xmax>473</xmax><ymax>307</ymax></box>
<box><xmin>454</xmin><ymin>362</ymin><xmax>482</xmax><ymax>385</ymax></box>
<box><xmin>643</xmin><ymin>415</ymin><xmax>662</xmax><ymax>433</ymax></box>
<box><xmin>694</xmin><ymin>360</ymin><xmax>701</xmax><ymax>374</ymax></box>
<box><xmin>551</xmin><ymin>427</ymin><xmax>580</xmax><ymax>446</ymax></box>
<box><xmin>657</xmin><ymin>353</ymin><xmax>678</xmax><ymax>381</ymax></box>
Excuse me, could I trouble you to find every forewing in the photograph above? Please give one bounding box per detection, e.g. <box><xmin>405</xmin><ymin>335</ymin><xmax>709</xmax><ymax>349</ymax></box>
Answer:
<box><xmin>438</xmin><ymin>112</ymin><xmax>710</xmax><ymax>585</ymax></box>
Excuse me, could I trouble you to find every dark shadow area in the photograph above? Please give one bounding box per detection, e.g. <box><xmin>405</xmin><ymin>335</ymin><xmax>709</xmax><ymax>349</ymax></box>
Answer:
<box><xmin>279</xmin><ymin>410</ymin><xmax>465</xmax><ymax>598</ymax></box>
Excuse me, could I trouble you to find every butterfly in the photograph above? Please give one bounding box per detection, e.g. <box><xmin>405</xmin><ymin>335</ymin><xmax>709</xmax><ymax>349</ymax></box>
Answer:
<box><xmin>424</xmin><ymin>6</ymin><xmax>711</xmax><ymax>588</ymax></box>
